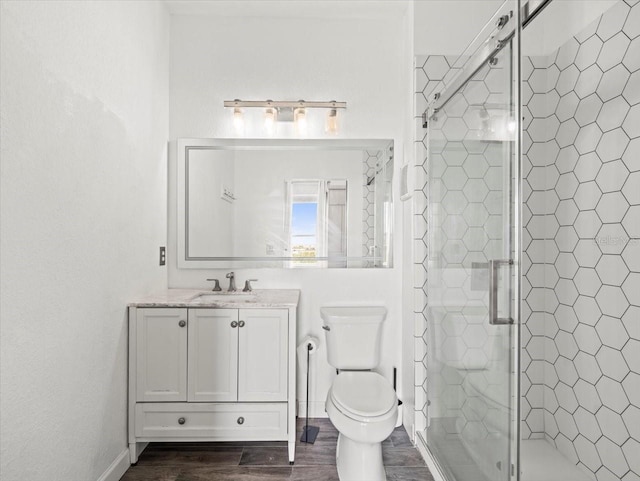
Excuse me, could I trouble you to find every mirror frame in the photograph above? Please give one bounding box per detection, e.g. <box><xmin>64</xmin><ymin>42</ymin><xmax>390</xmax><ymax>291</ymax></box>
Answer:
<box><xmin>176</xmin><ymin>138</ymin><xmax>394</xmax><ymax>269</ymax></box>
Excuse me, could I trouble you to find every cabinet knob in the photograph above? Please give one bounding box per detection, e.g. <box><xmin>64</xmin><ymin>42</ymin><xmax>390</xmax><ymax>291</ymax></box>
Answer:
<box><xmin>238</xmin><ymin>320</ymin><xmax>245</xmax><ymax>328</ymax></box>
<box><xmin>237</xmin><ymin>416</ymin><xmax>245</xmax><ymax>425</ymax></box>
<box><xmin>178</xmin><ymin>417</ymin><xmax>186</xmax><ymax>425</ymax></box>
<box><xmin>179</xmin><ymin>320</ymin><xmax>186</xmax><ymax>328</ymax></box>
<box><xmin>231</xmin><ymin>321</ymin><xmax>238</xmax><ymax>328</ymax></box>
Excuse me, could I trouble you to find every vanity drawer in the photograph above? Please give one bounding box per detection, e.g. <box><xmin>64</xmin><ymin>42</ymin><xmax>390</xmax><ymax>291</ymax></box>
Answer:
<box><xmin>135</xmin><ymin>402</ymin><xmax>288</xmax><ymax>439</ymax></box>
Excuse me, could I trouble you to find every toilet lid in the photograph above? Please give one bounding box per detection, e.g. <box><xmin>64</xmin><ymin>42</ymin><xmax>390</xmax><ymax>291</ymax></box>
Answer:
<box><xmin>331</xmin><ymin>371</ymin><xmax>397</xmax><ymax>418</ymax></box>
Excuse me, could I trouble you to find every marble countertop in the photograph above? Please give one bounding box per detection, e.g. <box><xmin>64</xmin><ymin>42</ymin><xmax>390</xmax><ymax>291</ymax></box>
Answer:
<box><xmin>128</xmin><ymin>289</ymin><xmax>300</xmax><ymax>308</ymax></box>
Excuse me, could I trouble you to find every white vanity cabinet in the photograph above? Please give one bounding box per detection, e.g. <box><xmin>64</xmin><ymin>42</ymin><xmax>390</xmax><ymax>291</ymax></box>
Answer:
<box><xmin>135</xmin><ymin>308</ymin><xmax>188</xmax><ymax>402</ymax></box>
<box><xmin>237</xmin><ymin>309</ymin><xmax>289</xmax><ymax>401</ymax></box>
<box><xmin>187</xmin><ymin>308</ymin><xmax>288</xmax><ymax>402</ymax></box>
<box><xmin>128</xmin><ymin>291</ymin><xmax>298</xmax><ymax>466</ymax></box>
<box><xmin>187</xmin><ymin>308</ymin><xmax>239</xmax><ymax>402</ymax></box>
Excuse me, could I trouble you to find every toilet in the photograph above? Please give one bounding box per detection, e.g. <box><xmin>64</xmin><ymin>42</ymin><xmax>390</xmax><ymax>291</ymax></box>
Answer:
<box><xmin>321</xmin><ymin>306</ymin><xmax>398</xmax><ymax>481</ymax></box>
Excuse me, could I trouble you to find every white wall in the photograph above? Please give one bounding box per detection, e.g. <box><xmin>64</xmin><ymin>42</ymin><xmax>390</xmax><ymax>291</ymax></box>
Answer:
<box><xmin>0</xmin><ymin>2</ymin><xmax>169</xmax><ymax>480</ymax></box>
<box><xmin>168</xmin><ymin>6</ymin><xmax>411</xmax><ymax>416</ymax></box>
<box><xmin>414</xmin><ymin>1</ymin><xmax>504</xmax><ymax>56</ymax></box>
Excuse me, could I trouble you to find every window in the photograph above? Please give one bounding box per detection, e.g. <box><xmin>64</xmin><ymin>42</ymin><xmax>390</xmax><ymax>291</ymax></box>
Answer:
<box><xmin>287</xmin><ymin>179</ymin><xmax>347</xmax><ymax>267</ymax></box>
<box><xmin>288</xmin><ymin>180</ymin><xmax>323</xmax><ymax>266</ymax></box>
<box><xmin>291</xmin><ymin>202</ymin><xmax>319</xmax><ymax>260</ymax></box>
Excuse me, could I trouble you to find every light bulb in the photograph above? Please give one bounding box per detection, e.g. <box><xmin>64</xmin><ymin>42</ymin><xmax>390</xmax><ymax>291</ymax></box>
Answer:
<box><xmin>325</xmin><ymin>109</ymin><xmax>338</xmax><ymax>134</ymax></box>
<box><xmin>233</xmin><ymin>108</ymin><xmax>244</xmax><ymax>132</ymax></box>
<box><xmin>264</xmin><ymin>108</ymin><xmax>276</xmax><ymax>134</ymax></box>
<box><xmin>294</xmin><ymin>107</ymin><xmax>307</xmax><ymax>135</ymax></box>
<box><xmin>507</xmin><ymin>118</ymin><xmax>517</xmax><ymax>133</ymax></box>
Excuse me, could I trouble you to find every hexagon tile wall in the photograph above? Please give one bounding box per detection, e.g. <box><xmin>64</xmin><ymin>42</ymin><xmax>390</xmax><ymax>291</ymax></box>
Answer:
<box><xmin>521</xmin><ymin>1</ymin><xmax>639</xmax><ymax>479</ymax></box>
<box><xmin>362</xmin><ymin>149</ymin><xmax>382</xmax><ymax>263</ymax></box>
<box><xmin>414</xmin><ymin>1</ymin><xmax>639</xmax><ymax>480</ymax></box>
<box><xmin>413</xmin><ymin>54</ymin><xmax>467</xmax><ymax>438</ymax></box>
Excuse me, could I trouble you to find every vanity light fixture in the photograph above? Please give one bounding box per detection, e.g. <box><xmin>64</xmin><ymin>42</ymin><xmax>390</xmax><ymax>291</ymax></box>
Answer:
<box><xmin>264</xmin><ymin>107</ymin><xmax>277</xmax><ymax>134</ymax></box>
<box><xmin>294</xmin><ymin>107</ymin><xmax>307</xmax><ymax>134</ymax></box>
<box><xmin>233</xmin><ymin>107</ymin><xmax>244</xmax><ymax>132</ymax></box>
<box><xmin>325</xmin><ymin>108</ymin><xmax>338</xmax><ymax>134</ymax></box>
<box><xmin>224</xmin><ymin>99</ymin><xmax>346</xmax><ymax>134</ymax></box>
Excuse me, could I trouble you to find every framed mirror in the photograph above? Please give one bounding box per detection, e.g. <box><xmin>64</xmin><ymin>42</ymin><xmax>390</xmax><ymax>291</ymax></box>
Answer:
<box><xmin>177</xmin><ymin>138</ymin><xmax>394</xmax><ymax>268</ymax></box>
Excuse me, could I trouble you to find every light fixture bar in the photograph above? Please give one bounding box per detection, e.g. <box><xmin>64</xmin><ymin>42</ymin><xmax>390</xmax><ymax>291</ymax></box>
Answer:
<box><xmin>224</xmin><ymin>100</ymin><xmax>347</xmax><ymax>109</ymax></box>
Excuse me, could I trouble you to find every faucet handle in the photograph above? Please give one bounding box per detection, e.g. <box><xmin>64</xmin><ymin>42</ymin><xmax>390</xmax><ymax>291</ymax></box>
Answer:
<box><xmin>226</xmin><ymin>271</ymin><xmax>235</xmax><ymax>279</ymax></box>
<box><xmin>243</xmin><ymin>279</ymin><xmax>258</xmax><ymax>292</ymax></box>
<box><xmin>206</xmin><ymin>278</ymin><xmax>222</xmax><ymax>291</ymax></box>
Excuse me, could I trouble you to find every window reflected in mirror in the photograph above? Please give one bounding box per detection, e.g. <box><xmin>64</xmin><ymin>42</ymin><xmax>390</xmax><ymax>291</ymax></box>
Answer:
<box><xmin>288</xmin><ymin>180</ymin><xmax>348</xmax><ymax>267</ymax></box>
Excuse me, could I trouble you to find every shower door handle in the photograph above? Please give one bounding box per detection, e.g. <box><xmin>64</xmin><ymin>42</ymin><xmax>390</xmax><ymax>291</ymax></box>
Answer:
<box><xmin>489</xmin><ymin>259</ymin><xmax>514</xmax><ymax>325</ymax></box>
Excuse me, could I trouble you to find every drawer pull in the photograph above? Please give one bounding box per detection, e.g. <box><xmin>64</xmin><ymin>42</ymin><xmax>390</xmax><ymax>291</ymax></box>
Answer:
<box><xmin>231</xmin><ymin>321</ymin><xmax>238</xmax><ymax>328</ymax></box>
<box><xmin>178</xmin><ymin>417</ymin><xmax>186</xmax><ymax>425</ymax></box>
<box><xmin>237</xmin><ymin>416</ymin><xmax>245</xmax><ymax>425</ymax></box>
<box><xmin>178</xmin><ymin>320</ymin><xmax>186</xmax><ymax>328</ymax></box>
<box><xmin>238</xmin><ymin>320</ymin><xmax>246</xmax><ymax>328</ymax></box>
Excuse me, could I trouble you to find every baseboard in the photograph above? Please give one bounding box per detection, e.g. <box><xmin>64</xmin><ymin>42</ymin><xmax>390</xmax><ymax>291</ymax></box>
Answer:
<box><xmin>96</xmin><ymin>448</ymin><xmax>130</xmax><ymax>481</ymax></box>
<box><xmin>297</xmin><ymin>401</ymin><xmax>329</xmax><ymax>419</ymax></box>
<box><xmin>415</xmin><ymin>431</ymin><xmax>446</xmax><ymax>481</ymax></box>
<box><xmin>402</xmin><ymin>401</ymin><xmax>415</xmax><ymax>440</ymax></box>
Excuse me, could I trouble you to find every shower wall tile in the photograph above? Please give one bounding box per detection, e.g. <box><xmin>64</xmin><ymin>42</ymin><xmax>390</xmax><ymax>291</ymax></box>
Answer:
<box><xmin>362</xmin><ymin>150</ymin><xmax>381</xmax><ymax>263</ymax></box>
<box><xmin>523</xmin><ymin>1</ymin><xmax>640</xmax><ymax>480</ymax></box>
<box><xmin>413</xmin><ymin>55</ymin><xmax>432</xmax><ymax>435</ymax></box>
<box><xmin>413</xmin><ymin>54</ymin><xmax>467</xmax><ymax>441</ymax></box>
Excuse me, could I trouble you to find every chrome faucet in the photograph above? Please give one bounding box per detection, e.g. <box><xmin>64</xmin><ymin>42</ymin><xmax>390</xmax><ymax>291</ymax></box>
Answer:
<box><xmin>226</xmin><ymin>272</ymin><xmax>236</xmax><ymax>292</ymax></box>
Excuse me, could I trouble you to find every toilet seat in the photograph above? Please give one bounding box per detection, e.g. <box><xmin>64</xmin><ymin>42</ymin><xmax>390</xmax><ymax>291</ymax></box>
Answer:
<box><xmin>330</xmin><ymin>371</ymin><xmax>397</xmax><ymax>420</ymax></box>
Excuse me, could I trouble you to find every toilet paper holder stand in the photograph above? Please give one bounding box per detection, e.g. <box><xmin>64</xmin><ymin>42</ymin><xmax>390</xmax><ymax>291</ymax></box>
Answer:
<box><xmin>300</xmin><ymin>342</ymin><xmax>320</xmax><ymax>444</ymax></box>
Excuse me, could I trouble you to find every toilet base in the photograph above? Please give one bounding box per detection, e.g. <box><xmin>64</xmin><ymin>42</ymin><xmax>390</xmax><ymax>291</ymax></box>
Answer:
<box><xmin>336</xmin><ymin>432</ymin><xmax>386</xmax><ymax>481</ymax></box>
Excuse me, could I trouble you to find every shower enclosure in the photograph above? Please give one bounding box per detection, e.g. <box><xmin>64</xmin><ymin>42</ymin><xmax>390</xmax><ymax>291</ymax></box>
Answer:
<box><xmin>416</xmin><ymin>0</ymin><xmax>639</xmax><ymax>480</ymax></box>
<box><xmin>421</xmin><ymin>2</ymin><xmax>522</xmax><ymax>480</ymax></box>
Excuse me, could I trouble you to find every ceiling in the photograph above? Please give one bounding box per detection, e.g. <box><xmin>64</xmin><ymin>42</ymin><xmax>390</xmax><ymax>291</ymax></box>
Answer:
<box><xmin>164</xmin><ymin>0</ymin><xmax>620</xmax><ymax>57</ymax></box>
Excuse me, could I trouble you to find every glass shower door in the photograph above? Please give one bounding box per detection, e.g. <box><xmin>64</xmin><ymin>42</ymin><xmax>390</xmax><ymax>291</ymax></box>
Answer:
<box><xmin>423</xmin><ymin>2</ymin><xmax>521</xmax><ymax>481</ymax></box>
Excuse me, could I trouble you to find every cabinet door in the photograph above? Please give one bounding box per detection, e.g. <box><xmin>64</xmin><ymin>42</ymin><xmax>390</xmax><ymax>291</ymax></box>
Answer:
<box><xmin>188</xmin><ymin>309</ymin><xmax>239</xmax><ymax>402</ymax></box>
<box><xmin>238</xmin><ymin>309</ymin><xmax>288</xmax><ymax>402</ymax></box>
<box><xmin>136</xmin><ymin>308</ymin><xmax>188</xmax><ymax>402</ymax></box>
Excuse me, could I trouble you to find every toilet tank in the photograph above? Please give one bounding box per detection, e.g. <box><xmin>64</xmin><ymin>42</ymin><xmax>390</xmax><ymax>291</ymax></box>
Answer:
<box><xmin>320</xmin><ymin>306</ymin><xmax>387</xmax><ymax>370</ymax></box>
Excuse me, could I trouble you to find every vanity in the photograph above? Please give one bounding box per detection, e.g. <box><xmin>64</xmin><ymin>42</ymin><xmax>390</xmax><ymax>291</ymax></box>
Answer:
<box><xmin>124</xmin><ymin>138</ymin><xmax>395</xmax><ymax>464</ymax></box>
<box><xmin>127</xmin><ymin>289</ymin><xmax>299</xmax><ymax>464</ymax></box>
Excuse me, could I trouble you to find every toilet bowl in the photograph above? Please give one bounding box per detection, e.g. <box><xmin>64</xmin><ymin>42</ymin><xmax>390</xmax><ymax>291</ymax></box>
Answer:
<box><xmin>321</xmin><ymin>306</ymin><xmax>397</xmax><ymax>481</ymax></box>
<box><xmin>326</xmin><ymin>371</ymin><xmax>398</xmax><ymax>481</ymax></box>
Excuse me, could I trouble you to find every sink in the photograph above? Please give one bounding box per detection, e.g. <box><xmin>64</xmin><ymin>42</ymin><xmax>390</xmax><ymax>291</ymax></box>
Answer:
<box><xmin>191</xmin><ymin>292</ymin><xmax>257</xmax><ymax>303</ymax></box>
